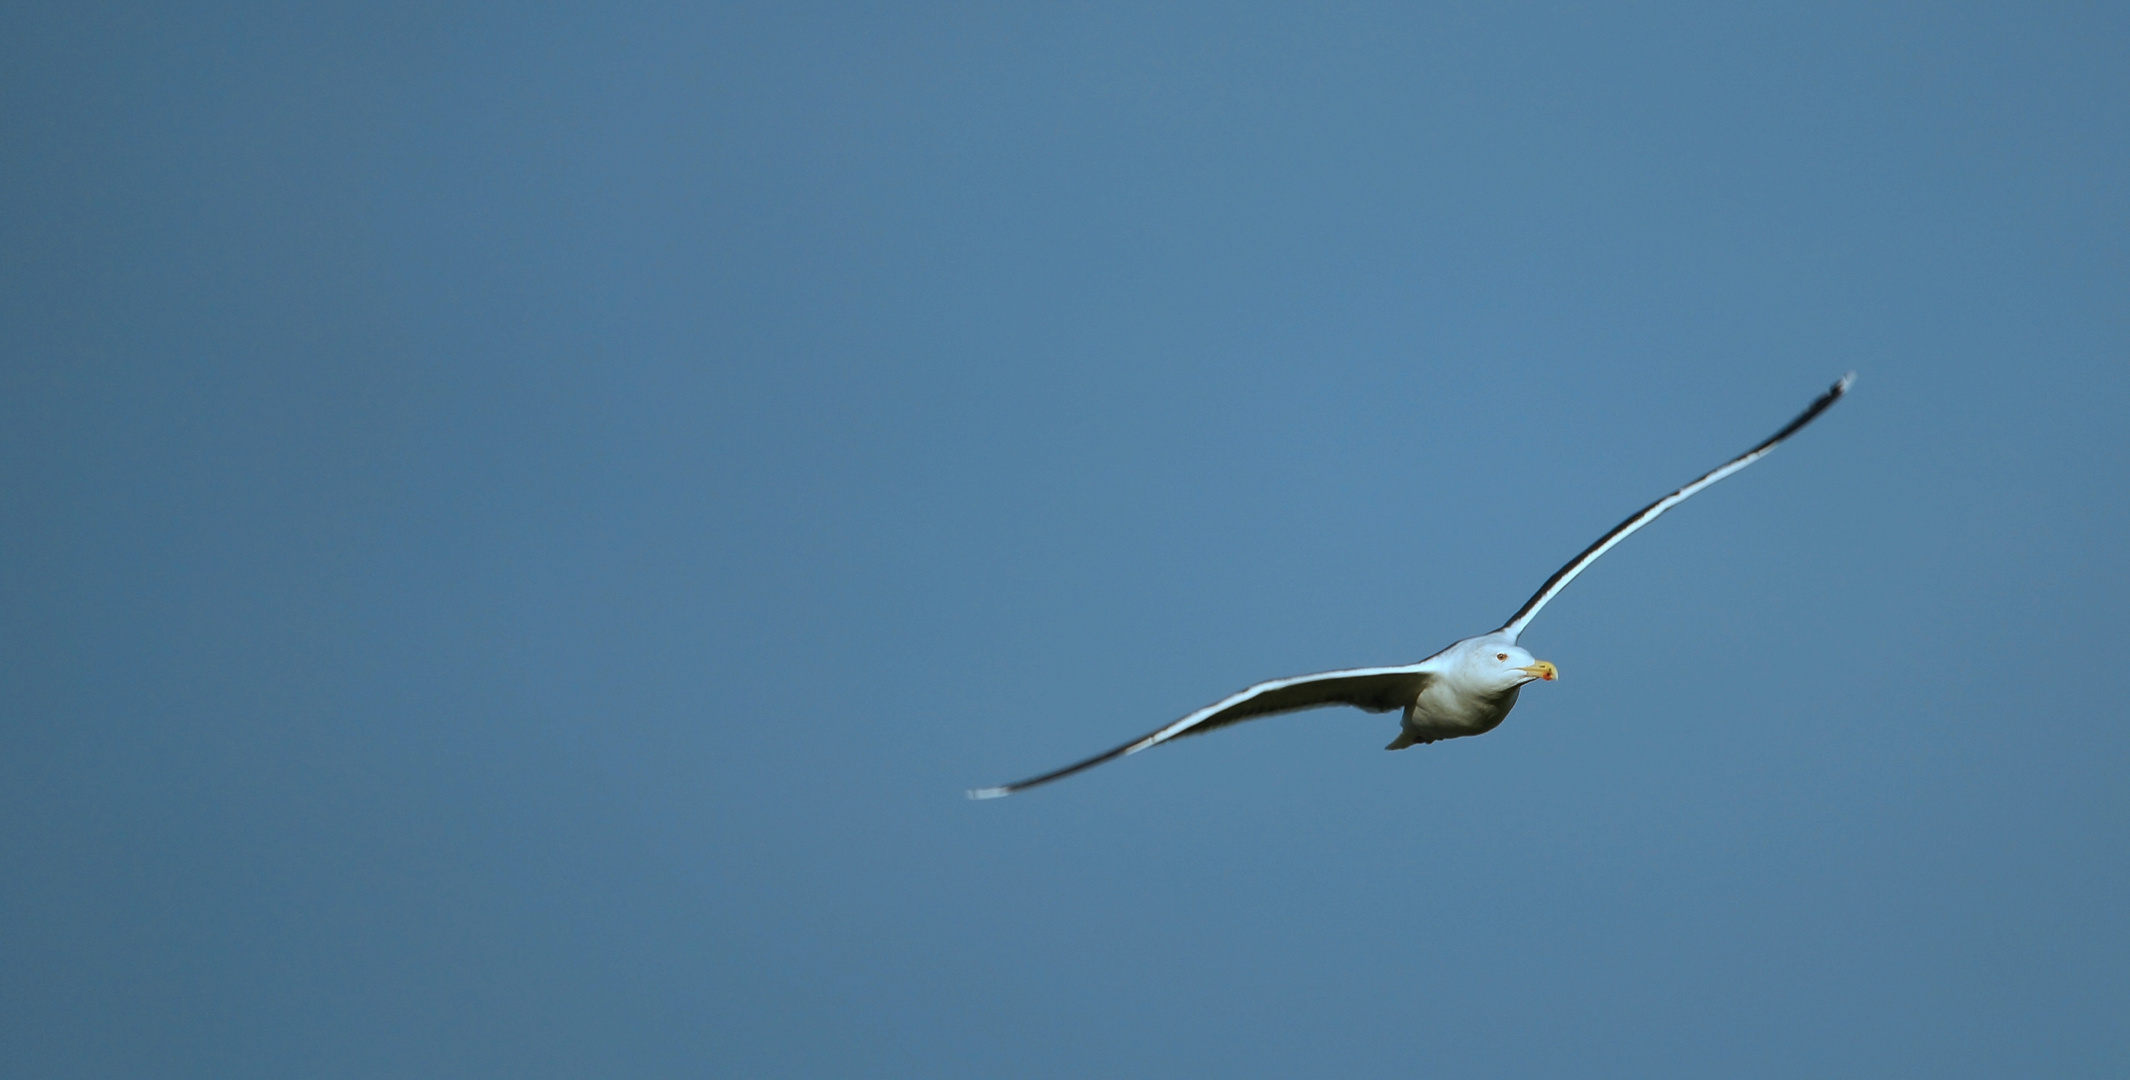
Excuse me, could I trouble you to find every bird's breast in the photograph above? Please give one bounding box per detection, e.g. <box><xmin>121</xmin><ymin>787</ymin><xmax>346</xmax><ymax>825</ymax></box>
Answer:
<box><xmin>1406</xmin><ymin>681</ymin><xmax>1521</xmax><ymax>738</ymax></box>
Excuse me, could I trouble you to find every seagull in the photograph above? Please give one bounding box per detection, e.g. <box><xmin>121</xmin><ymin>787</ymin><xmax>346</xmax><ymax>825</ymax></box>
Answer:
<box><xmin>968</xmin><ymin>374</ymin><xmax>1853</xmax><ymax>799</ymax></box>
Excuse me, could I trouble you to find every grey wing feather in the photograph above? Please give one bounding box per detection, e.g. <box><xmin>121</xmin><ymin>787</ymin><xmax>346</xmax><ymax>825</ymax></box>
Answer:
<box><xmin>967</xmin><ymin>666</ymin><xmax>1432</xmax><ymax>798</ymax></box>
<box><xmin>1169</xmin><ymin>669</ymin><xmax>1431</xmax><ymax>738</ymax></box>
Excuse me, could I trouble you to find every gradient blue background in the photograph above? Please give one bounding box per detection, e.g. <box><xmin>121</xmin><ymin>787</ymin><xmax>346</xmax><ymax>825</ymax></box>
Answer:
<box><xmin>5</xmin><ymin>3</ymin><xmax>2126</xmax><ymax>1076</ymax></box>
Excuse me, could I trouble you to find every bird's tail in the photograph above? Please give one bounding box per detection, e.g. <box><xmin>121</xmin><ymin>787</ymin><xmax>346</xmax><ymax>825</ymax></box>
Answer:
<box><xmin>1384</xmin><ymin>730</ymin><xmax>1423</xmax><ymax>750</ymax></box>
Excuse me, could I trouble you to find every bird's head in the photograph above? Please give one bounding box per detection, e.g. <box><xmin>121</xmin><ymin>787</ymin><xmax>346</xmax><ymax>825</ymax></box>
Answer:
<box><xmin>1468</xmin><ymin>640</ymin><xmax>1557</xmax><ymax>691</ymax></box>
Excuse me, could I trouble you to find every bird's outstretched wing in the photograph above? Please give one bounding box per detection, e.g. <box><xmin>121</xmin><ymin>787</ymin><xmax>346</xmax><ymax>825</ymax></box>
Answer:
<box><xmin>1494</xmin><ymin>373</ymin><xmax>1853</xmax><ymax>642</ymax></box>
<box><xmin>966</xmin><ymin>666</ymin><xmax>1434</xmax><ymax>799</ymax></box>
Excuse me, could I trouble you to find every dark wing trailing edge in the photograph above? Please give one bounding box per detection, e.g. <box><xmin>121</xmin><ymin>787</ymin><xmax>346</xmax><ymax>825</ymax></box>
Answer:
<box><xmin>966</xmin><ymin>666</ymin><xmax>1434</xmax><ymax>799</ymax></box>
<box><xmin>1495</xmin><ymin>373</ymin><xmax>1853</xmax><ymax>642</ymax></box>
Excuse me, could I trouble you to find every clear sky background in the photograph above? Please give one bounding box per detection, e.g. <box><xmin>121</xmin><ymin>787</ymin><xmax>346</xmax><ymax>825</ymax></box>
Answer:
<box><xmin>4</xmin><ymin>3</ymin><xmax>2126</xmax><ymax>1077</ymax></box>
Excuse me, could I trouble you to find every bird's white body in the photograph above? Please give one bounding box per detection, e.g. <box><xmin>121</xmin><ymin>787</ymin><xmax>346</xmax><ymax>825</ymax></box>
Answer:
<box><xmin>969</xmin><ymin>375</ymin><xmax>1852</xmax><ymax>799</ymax></box>
<box><xmin>1395</xmin><ymin>633</ymin><xmax>1546</xmax><ymax>747</ymax></box>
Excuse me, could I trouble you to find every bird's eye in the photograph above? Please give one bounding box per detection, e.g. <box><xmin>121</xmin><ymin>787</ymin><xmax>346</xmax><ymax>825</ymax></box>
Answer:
<box><xmin>1496</xmin><ymin>653</ymin><xmax>1508</xmax><ymax>661</ymax></box>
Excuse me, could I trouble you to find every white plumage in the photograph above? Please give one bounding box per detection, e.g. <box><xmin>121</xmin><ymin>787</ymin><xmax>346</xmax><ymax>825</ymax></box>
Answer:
<box><xmin>969</xmin><ymin>375</ymin><xmax>1852</xmax><ymax>799</ymax></box>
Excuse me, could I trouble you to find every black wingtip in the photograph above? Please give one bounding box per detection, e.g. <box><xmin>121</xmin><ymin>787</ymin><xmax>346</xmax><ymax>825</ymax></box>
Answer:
<box><xmin>1757</xmin><ymin>372</ymin><xmax>1854</xmax><ymax>451</ymax></box>
<box><xmin>965</xmin><ymin>736</ymin><xmax>1149</xmax><ymax>801</ymax></box>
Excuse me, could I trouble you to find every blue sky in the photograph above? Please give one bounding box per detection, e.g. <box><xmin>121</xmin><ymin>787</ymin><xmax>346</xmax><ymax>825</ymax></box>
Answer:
<box><xmin>4</xmin><ymin>3</ymin><xmax>2126</xmax><ymax>1076</ymax></box>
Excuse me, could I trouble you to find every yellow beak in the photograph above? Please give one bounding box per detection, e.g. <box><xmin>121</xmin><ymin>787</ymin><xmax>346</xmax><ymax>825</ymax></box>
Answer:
<box><xmin>1519</xmin><ymin>660</ymin><xmax>1558</xmax><ymax>682</ymax></box>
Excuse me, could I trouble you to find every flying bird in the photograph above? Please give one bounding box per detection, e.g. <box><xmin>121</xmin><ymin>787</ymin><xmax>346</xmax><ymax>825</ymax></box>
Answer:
<box><xmin>968</xmin><ymin>375</ymin><xmax>1853</xmax><ymax>799</ymax></box>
